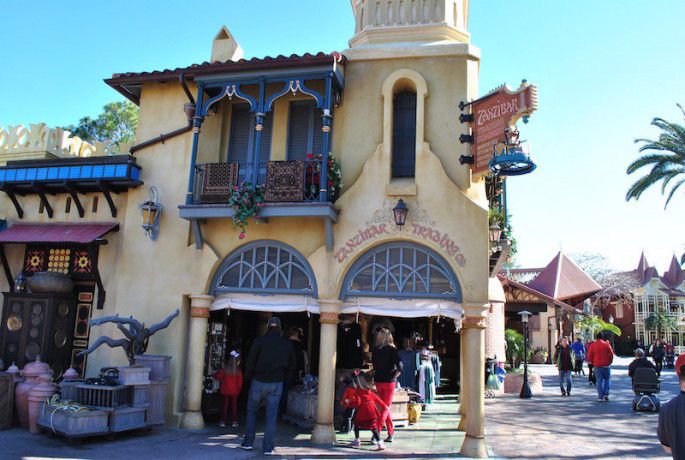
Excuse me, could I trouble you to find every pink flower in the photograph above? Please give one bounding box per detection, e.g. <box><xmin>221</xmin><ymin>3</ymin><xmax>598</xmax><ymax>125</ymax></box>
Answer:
<box><xmin>239</xmin><ymin>232</ymin><xmax>246</xmax><ymax>239</ymax></box>
<box><xmin>233</xmin><ymin>185</ymin><xmax>239</xmax><ymax>191</ymax></box>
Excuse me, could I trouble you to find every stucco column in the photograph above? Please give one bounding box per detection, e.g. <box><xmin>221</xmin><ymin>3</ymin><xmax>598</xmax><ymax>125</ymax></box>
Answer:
<box><xmin>179</xmin><ymin>294</ymin><xmax>213</xmax><ymax>430</ymax></box>
<box><xmin>311</xmin><ymin>299</ymin><xmax>340</xmax><ymax>444</ymax></box>
<box><xmin>457</xmin><ymin>329</ymin><xmax>468</xmax><ymax>431</ymax></box>
<box><xmin>459</xmin><ymin>307</ymin><xmax>488</xmax><ymax>458</ymax></box>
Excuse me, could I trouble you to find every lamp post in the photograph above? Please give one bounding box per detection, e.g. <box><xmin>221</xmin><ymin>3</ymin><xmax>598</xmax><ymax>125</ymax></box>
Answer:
<box><xmin>519</xmin><ymin>310</ymin><xmax>532</xmax><ymax>399</ymax></box>
<box><xmin>608</xmin><ymin>314</ymin><xmax>615</xmax><ymax>350</ymax></box>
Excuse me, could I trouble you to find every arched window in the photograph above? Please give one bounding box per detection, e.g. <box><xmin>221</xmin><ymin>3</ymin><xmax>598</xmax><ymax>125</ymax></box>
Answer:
<box><xmin>210</xmin><ymin>241</ymin><xmax>317</xmax><ymax>296</ymax></box>
<box><xmin>392</xmin><ymin>90</ymin><xmax>417</xmax><ymax>177</ymax></box>
<box><xmin>340</xmin><ymin>242</ymin><xmax>462</xmax><ymax>301</ymax></box>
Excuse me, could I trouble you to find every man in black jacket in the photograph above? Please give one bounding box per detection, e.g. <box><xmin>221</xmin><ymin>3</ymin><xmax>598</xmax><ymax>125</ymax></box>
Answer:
<box><xmin>658</xmin><ymin>357</ymin><xmax>685</xmax><ymax>459</ymax></box>
<box><xmin>240</xmin><ymin>317</ymin><xmax>295</xmax><ymax>455</ymax></box>
<box><xmin>628</xmin><ymin>348</ymin><xmax>655</xmax><ymax>385</ymax></box>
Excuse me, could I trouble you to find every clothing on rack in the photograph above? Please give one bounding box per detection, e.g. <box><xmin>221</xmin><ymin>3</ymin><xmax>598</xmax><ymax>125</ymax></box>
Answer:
<box><xmin>337</xmin><ymin>322</ymin><xmax>364</xmax><ymax>369</ymax></box>
<box><xmin>418</xmin><ymin>360</ymin><xmax>435</xmax><ymax>404</ymax></box>
<box><xmin>430</xmin><ymin>353</ymin><xmax>441</xmax><ymax>387</ymax></box>
<box><xmin>398</xmin><ymin>348</ymin><xmax>419</xmax><ymax>390</ymax></box>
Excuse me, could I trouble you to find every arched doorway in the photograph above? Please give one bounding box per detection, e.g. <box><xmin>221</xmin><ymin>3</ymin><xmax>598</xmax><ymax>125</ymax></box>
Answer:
<box><xmin>337</xmin><ymin>241</ymin><xmax>463</xmax><ymax>396</ymax></box>
<box><xmin>203</xmin><ymin>240</ymin><xmax>320</xmax><ymax>421</ymax></box>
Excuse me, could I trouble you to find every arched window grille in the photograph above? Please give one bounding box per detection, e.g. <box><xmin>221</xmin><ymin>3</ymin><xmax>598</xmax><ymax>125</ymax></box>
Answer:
<box><xmin>211</xmin><ymin>241</ymin><xmax>317</xmax><ymax>296</ymax></box>
<box><xmin>340</xmin><ymin>242</ymin><xmax>462</xmax><ymax>301</ymax></box>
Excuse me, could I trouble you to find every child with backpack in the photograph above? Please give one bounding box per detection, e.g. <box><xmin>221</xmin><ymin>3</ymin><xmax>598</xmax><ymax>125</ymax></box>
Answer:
<box><xmin>341</xmin><ymin>371</ymin><xmax>389</xmax><ymax>451</ymax></box>
<box><xmin>212</xmin><ymin>352</ymin><xmax>243</xmax><ymax>428</ymax></box>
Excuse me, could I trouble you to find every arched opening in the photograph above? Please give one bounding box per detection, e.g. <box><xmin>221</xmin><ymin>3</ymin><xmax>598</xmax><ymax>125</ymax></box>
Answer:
<box><xmin>392</xmin><ymin>90</ymin><xmax>417</xmax><ymax>178</ymax></box>
<box><xmin>340</xmin><ymin>241</ymin><xmax>461</xmax><ymax>302</ymax></box>
<box><xmin>210</xmin><ymin>240</ymin><xmax>317</xmax><ymax>297</ymax></box>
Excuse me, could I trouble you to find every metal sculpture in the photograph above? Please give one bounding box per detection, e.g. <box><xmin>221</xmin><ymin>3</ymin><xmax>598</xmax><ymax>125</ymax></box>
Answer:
<box><xmin>77</xmin><ymin>309</ymin><xmax>179</xmax><ymax>366</ymax></box>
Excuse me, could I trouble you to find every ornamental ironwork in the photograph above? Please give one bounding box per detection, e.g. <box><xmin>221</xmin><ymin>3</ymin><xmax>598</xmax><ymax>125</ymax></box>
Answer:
<box><xmin>211</xmin><ymin>241</ymin><xmax>317</xmax><ymax>296</ymax></box>
<box><xmin>340</xmin><ymin>242</ymin><xmax>462</xmax><ymax>301</ymax></box>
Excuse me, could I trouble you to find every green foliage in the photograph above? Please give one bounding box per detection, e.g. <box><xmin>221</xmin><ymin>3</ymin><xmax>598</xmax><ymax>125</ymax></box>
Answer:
<box><xmin>488</xmin><ymin>207</ymin><xmax>518</xmax><ymax>265</ymax></box>
<box><xmin>644</xmin><ymin>310</ymin><xmax>678</xmax><ymax>338</ymax></box>
<box><xmin>504</xmin><ymin>328</ymin><xmax>528</xmax><ymax>368</ymax></box>
<box><xmin>626</xmin><ymin>104</ymin><xmax>685</xmax><ymax>208</ymax></box>
<box><xmin>65</xmin><ymin>101</ymin><xmax>139</xmax><ymax>146</ymax></box>
<box><xmin>305</xmin><ymin>152</ymin><xmax>343</xmax><ymax>202</ymax></box>
<box><xmin>227</xmin><ymin>183</ymin><xmax>265</xmax><ymax>238</ymax></box>
<box><xmin>576</xmin><ymin>315</ymin><xmax>622</xmax><ymax>338</ymax></box>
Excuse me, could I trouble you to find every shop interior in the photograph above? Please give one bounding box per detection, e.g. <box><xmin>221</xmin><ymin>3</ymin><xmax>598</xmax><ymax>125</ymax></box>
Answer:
<box><xmin>201</xmin><ymin>308</ymin><xmax>461</xmax><ymax>426</ymax></box>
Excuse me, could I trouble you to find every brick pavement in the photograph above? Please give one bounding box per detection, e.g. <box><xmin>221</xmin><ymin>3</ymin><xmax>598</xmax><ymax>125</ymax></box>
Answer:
<box><xmin>484</xmin><ymin>356</ymin><xmax>679</xmax><ymax>459</ymax></box>
<box><xmin>0</xmin><ymin>394</ymin><xmax>463</xmax><ymax>459</ymax></box>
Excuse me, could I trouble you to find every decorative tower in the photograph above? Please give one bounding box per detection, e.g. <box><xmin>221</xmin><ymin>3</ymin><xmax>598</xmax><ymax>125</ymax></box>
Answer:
<box><xmin>349</xmin><ymin>0</ymin><xmax>470</xmax><ymax>47</ymax></box>
<box><xmin>210</xmin><ymin>26</ymin><xmax>244</xmax><ymax>63</ymax></box>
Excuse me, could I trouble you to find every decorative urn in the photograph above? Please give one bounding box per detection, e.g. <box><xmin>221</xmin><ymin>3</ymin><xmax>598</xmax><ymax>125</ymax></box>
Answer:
<box><xmin>15</xmin><ymin>357</ymin><xmax>52</xmax><ymax>428</ymax></box>
<box><xmin>27</xmin><ymin>374</ymin><xmax>56</xmax><ymax>434</ymax></box>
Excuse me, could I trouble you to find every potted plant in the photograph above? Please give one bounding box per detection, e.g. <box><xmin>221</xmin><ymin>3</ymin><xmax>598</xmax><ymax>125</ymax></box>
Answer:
<box><xmin>305</xmin><ymin>152</ymin><xmax>342</xmax><ymax>202</ymax></box>
<box><xmin>227</xmin><ymin>182</ymin><xmax>265</xmax><ymax>239</ymax></box>
<box><xmin>530</xmin><ymin>346</ymin><xmax>548</xmax><ymax>364</ymax></box>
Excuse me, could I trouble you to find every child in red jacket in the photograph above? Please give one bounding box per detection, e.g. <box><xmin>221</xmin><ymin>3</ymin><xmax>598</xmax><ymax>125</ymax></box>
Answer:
<box><xmin>213</xmin><ymin>353</ymin><xmax>243</xmax><ymax>428</ymax></box>
<box><xmin>341</xmin><ymin>371</ymin><xmax>389</xmax><ymax>451</ymax></box>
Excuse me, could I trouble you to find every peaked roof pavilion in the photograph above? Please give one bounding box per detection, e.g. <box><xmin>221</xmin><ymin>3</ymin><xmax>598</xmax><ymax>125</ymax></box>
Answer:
<box><xmin>527</xmin><ymin>252</ymin><xmax>602</xmax><ymax>306</ymax></box>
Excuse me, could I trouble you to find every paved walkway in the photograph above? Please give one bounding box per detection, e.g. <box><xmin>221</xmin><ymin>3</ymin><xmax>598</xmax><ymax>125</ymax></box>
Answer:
<box><xmin>0</xmin><ymin>394</ymin><xmax>463</xmax><ymax>459</ymax></box>
<box><xmin>485</xmin><ymin>356</ymin><xmax>679</xmax><ymax>459</ymax></box>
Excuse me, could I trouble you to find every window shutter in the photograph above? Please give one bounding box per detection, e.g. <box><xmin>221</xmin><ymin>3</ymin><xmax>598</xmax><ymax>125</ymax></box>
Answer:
<box><xmin>287</xmin><ymin>101</ymin><xmax>323</xmax><ymax>160</ymax></box>
<box><xmin>228</xmin><ymin>104</ymin><xmax>251</xmax><ymax>164</ymax></box>
<box><xmin>392</xmin><ymin>90</ymin><xmax>417</xmax><ymax>178</ymax></box>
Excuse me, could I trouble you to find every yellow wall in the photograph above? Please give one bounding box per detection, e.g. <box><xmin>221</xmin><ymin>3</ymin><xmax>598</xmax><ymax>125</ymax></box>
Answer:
<box><xmin>0</xmin><ymin>40</ymin><xmax>489</xmax><ymax>425</ymax></box>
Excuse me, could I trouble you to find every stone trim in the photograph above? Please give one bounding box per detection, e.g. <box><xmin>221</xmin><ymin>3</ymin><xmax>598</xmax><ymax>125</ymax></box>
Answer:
<box><xmin>190</xmin><ymin>307</ymin><xmax>210</xmax><ymax>319</ymax></box>
<box><xmin>319</xmin><ymin>311</ymin><xmax>340</xmax><ymax>325</ymax></box>
<box><xmin>462</xmin><ymin>316</ymin><xmax>486</xmax><ymax>330</ymax></box>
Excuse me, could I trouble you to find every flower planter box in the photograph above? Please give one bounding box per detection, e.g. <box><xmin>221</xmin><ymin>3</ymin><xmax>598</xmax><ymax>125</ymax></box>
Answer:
<box><xmin>117</xmin><ymin>366</ymin><xmax>150</xmax><ymax>385</ymax></box>
<box><xmin>145</xmin><ymin>380</ymin><xmax>167</xmax><ymax>426</ymax></box>
<box><xmin>133</xmin><ymin>355</ymin><xmax>171</xmax><ymax>381</ymax></box>
<box><xmin>503</xmin><ymin>372</ymin><xmax>544</xmax><ymax>394</ymax></box>
<box><xmin>37</xmin><ymin>404</ymin><xmax>109</xmax><ymax>437</ymax></box>
<box><xmin>110</xmin><ymin>406</ymin><xmax>147</xmax><ymax>433</ymax></box>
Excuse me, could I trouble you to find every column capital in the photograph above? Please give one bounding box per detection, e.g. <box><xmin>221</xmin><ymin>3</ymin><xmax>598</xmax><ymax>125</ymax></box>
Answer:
<box><xmin>461</xmin><ymin>316</ymin><xmax>486</xmax><ymax>330</ymax></box>
<box><xmin>319</xmin><ymin>311</ymin><xmax>340</xmax><ymax>325</ymax></box>
<box><xmin>189</xmin><ymin>294</ymin><xmax>214</xmax><ymax>318</ymax></box>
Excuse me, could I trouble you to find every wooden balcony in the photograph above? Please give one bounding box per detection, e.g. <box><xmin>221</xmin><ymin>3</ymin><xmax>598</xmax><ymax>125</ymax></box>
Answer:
<box><xmin>178</xmin><ymin>160</ymin><xmax>338</xmax><ymax>250</ymax></box>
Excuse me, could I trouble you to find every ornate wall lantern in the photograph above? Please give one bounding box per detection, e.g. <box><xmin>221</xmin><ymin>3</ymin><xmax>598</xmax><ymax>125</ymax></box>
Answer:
<box><xmin>139</xmin><ymin>186</ymin><xmax>161</xmax><ymax>240</ymax></box>
<box><xmin>392</xmin><ymin>199</ymin><xmax>409</xmax><ymax>227</ymax></box>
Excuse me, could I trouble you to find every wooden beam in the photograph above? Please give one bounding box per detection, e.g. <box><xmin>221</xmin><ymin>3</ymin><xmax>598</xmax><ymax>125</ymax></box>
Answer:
<box><xmin>3</xmin><ymin>190</ymin><xmax>24</xmax><ymax>218</ymax></box>
<box><xmin>98</xmin><ymin>182</ymin><xmax>117</xmax><ymax>218</ymax></box>
<box><xmin>66</xmin><ymin>186</ymin><xmax>85</xmax><ymax>218</ymax></box>
<box><xmin>0</xmin><ymin>244</ymin><xmax>14</xmax><ymax>292</ymax></box>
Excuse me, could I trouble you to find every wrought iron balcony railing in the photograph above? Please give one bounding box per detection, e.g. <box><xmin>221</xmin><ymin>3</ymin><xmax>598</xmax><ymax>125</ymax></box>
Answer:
<box><xmin>192</xmin><ymin>160</ymin><xmax>325</xmax><ymax>204</ymax></box>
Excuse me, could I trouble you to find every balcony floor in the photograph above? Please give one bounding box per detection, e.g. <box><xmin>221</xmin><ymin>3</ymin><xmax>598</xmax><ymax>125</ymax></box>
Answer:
<box><xmin>178</xmin><ymin>201</ymin><xmax>338</xmax><ymax>250</ymax></box>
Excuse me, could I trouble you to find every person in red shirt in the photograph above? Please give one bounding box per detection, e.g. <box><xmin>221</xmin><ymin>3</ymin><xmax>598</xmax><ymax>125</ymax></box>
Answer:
<box><xmin>342</xmin><ymin>371</ymin><xmax>389</xmax><ymax>451</ymax></box>
<box><xmin>213</xmin><ymin>353</ymin><xmax>243</xmax><ymax>428</ymax></box>
<box><xmin>585</xmin><ymin>332</ymin><xmax>614</xmax><ymax>402</ymax></box>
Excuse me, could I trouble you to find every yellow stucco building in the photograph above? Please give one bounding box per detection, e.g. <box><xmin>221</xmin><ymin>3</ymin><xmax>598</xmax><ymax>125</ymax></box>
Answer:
<box><xmin>0</xmin><ymin>2</ymin><xmax>534</xmax><ymax>456</ymax></box>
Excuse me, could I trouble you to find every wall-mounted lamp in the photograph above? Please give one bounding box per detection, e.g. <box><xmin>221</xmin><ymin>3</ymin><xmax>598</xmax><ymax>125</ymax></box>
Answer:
<box><xmin>392</xmin><ymin>199</ymin><xmax>409</xmax><ymax>227</ymax></box>
<box><xmin>139</xmin><ymin>186</ymin><xmax>161</xmax><ymax>240</ymax></box>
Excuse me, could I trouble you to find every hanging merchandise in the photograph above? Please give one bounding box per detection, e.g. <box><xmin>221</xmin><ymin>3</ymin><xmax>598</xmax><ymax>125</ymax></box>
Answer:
<box><xmin>336</xmin><ymin>321</ymin><xmax>363</xmax><ymax>369</ymax></box>
<box><xmin>418</xmin><ymin>351</ymin><xmax>436</xmax><ymax>404</ymax></box>
<box><xmin>398</xmin><ymin>345</ymin><xmax>419</xmax><ymax>390</ymax></box>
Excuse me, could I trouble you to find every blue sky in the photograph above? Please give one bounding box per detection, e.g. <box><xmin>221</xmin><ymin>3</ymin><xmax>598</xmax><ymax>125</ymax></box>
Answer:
<box><xmin>1</xmin><ymin>1</ymin><xmax>684</xmax><ymax>272</ymax></box>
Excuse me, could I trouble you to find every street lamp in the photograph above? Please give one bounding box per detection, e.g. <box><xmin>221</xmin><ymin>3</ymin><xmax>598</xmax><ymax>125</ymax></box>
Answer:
<box><xmin>608</xmin><ymin>314</ymin><xmax>615</xmax><ymax>349</ymax></box>
<box><xmin>519</xmin><ymin>310</ymin><xmax>533</xmax><ymax>399</ymax></box>
<box><xmin>489</xmin><ymin>221</ymin><xmax>502</xmax><ymax>254</ymax></box>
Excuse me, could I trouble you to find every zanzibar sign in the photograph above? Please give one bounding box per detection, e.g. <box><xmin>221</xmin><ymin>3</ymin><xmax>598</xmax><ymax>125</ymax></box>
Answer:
<box><xmin>471</xmin><ymin>82</ymin><xmax>538</xmax><ymax>176</ymax></box>
<box><xmin>334</xmin><ymin>207</ymin><xmax>466</xmax><ymax>267</ymax></box>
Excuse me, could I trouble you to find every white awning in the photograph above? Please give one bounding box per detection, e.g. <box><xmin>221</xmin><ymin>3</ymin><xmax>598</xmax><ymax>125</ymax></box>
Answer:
<box><xmin>211</xmin><ymin>293</ymin><xmax>462</xmax><ymax>325</ymax></box>
<box><xmin>341</xmin><ymin>296</ymin><xmax>463</xmax><ymax>324</ymax></box>
<box><xmin>211</xmin><ymin>293</ymin><xmax>319</xmax><ymax>314</ymax></box>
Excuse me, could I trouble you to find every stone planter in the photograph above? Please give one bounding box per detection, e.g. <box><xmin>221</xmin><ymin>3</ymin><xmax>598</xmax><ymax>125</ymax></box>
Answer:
<box><xmin>26</xmin><ymin>272</ymin><xmax>73</xmax><ymax>294</ymax></box>
<box><xmin>133</xmin><ymin>355</ymin><xmax>170</xmax><ymax>381</ymax></box>
<box><xmin>117</xmin><ymin>366</ymin><xmax>150</xmax><ymax>385</ymax></box>
<box><xmin>503</xmin><ymin>372</ymin><xmax>544</xmax><ymax>394</ymax></box>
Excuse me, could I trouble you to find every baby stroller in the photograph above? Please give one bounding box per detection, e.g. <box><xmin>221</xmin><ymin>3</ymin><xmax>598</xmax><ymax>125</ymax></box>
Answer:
<box><xmin>664</xmin><ymin>349</ymin><xmax>675</xmax><ymax>369</ymax></box>
<box><xmin>632</xmin><ymin>367</ymin><xmax>661</xmax><ymax>412</ymax></box>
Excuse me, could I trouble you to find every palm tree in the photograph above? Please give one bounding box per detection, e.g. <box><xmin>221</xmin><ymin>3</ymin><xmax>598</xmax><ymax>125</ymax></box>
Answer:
<box><xmin>576</xmin><ymin>315</ymin><xmax>622</xmax><ymax>339</ymax></box>
<box><xmin>626</xmin><ymin>104</ymin><xmax>685</xmax><ymax>208</ymax></box>
<box><xmin>645</xmin><ymin>310</ymin><xmax>678</xmax><ymax>340</ymax></box>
